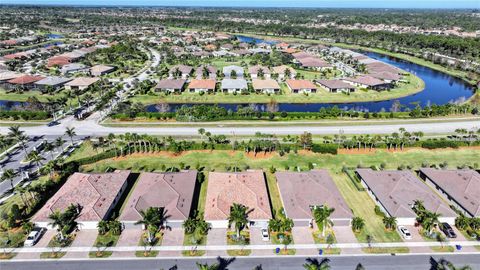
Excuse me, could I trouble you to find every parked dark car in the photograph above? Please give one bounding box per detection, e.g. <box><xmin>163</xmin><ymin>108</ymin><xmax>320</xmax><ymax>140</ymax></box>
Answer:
<box><xmin>441</xmin><ymin>223</ymin><xmax>457</xmax><ymax>238</ymax></box>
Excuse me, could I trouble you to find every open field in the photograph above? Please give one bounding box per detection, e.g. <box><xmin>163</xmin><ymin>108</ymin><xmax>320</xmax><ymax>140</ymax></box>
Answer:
<box><xmin>129</xmin><ymin>73</ymin><xmax>424</xmax><ymax>105</ymax></box>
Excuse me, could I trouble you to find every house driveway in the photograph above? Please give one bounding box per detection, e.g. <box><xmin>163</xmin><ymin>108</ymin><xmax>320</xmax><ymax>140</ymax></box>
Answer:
<box><xmin>250</xmin><ymin>227</ymin><xmax>271</xmax><ymax>256</ymax></box>
<box><xmin>450</xmin><ymin>227</ymin><xmax>476</xmax><ymax>253</ymax></box>
<box><xmin>64</xmin><ymin>229</ymin><xmax>98</xmax><ymax>258</ymax></box>
<box><xmin>157</xmin><ymin>228</ymin><xmax>184</xmax><ymax>257</ymax></box>
<box><xmin>14</xmin><ymin>229</ymin><xmax>56</xmax><ymax>260</ymax></box>
<box><xmin>333</xmin><ymin>226</ymin><xmax>360</xmax><ymax>254</ymax></box>
<box><xmin>111</xmin><ymin>228</ymin><xmax>142</xmax><ymax>257</ymax></box>
<box><xmin>206</xmin><ymin>228</ymin><xmax>227</xmax><ymax>256</ymax></box>
<box><xmin>405</xmin><ymin>226</ymin><xmax>431</xmax><ymax>253</ymax></box>
<box><xmin>292</xmin><ymin>227</ymin><xmax>317</xmax><ymax>255</ymax></box>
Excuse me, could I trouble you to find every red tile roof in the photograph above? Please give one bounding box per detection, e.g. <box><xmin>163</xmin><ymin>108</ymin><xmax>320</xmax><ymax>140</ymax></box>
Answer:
<box><xmin>286</xmin><ymin>79</ymin><xmax>316</xmax><ymax>90</ymax></box>
<box><xmin>188</xmin><ymin>79</ymin><xmax>216</xmax><ymax>89</ymax></box>
<box><xmin>7</xmin><ymin>75</ymin><xmax>44</xmax><ymax>85</ymax></box>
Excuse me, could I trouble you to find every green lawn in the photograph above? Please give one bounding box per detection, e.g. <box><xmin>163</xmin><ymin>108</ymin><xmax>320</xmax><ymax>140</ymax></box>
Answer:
<box><xmin>182</xmin><ymin>231</ymin><xmax>207</xmax><ymax>257</ymax></box>
<box><xmin>226</xmin><ymin>230</ymin><xmax>251</xmax><ymax>256</ymax></box>
<box><xmin>135</xmin><ymin>231</ymin><xmax>163</xmax><ymax>257</ymax></box>
<box><xmin>88</xmin><ymin>232</ymin><xmax>120</xmax><ymax>258</ymax></box>
<box><xmin>361</xmin><ymin>247</ymin><xmax>410</xmax><ymax>254</ymax></box>
<box><xmin>271</xmin><ymin>231</ymin><xmax>295</xmax><ymax>255</ymax></box>
<box><xmin>312</xmin><ymin>230</ymin><xmax>341</xmax><ymax>255</ymax></box>
<box><xmin>39</xmin><ymin>234</ymin><xmax>74</xmax><ymax>259</ymax></box>
<box><xmin>431</xmin><ymin>246</ymin><xmax>455</xmax><ymax>253</ymax></box>
<box><xmin>129</xmin><ymin>73</ymin><xmax>423</xmax><ymax>105</ymax></box>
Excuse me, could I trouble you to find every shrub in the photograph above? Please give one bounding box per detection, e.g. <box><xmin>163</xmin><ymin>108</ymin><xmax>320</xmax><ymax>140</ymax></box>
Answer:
<box><xmin>311</xmin><ymin>144</ymin><xmax>338</xmax><ymax>154</ymax></box>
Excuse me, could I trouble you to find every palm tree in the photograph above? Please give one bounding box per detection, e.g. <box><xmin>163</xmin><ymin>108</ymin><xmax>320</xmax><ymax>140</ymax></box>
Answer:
<box><xmin>28</xmin><ymin>150</ymin><xmax>44</xmax><ymax>168</ymax></box>
<box><xmin>7</xmin><ymin>125</ymin><xmax>24</xmax><ymax>141</ymax></box>
<box><xmin>351</xmin><ymin>217</ymin><xmax>365</xmax><ymax>232</ymax></box>
<box><xmin>1</xmin><ymin>169</ymin><xmax>17</xmax><ymax>191</ymax></box>
<box><xmin>303</xmin><ymin>258</ymin><xmax>331</xmax><ymax>270</ymax></box>
<box><xmin>65</xmin><ymin>127</ymin><xmax>76</xmax><ymax>146</ymax></box>
<box><xmin>55</xmin><ymin>137</ymin><xmax>65</xmax><ymax>152</ymax></box>
<box><xmin>430</xmin><ymin>258</ymin><xmax>472</xmax><ymax>270</ymax></box>
<box><xmin>313</xmin><ymin>205</ymin><xmax>335</xmax><ymax>237</ymax></box>
<box><xmin>422</xmin><ymin>211</ymin><xmax>442</xmax><ymax>236</ymax></box>
<box><xmin>228</xmin><ymin>203</ymin><xmax>251</xmax><ymax>238</ymax></box>
<box><xmin>43</xmin><ymin>141</ymin><xmax>55</xmax><ymax>159</ymax></box>
<box><xmin>183</xmin><ymin>216</ymin><xmax>197</xmax><ymax>234</ymax></box>
<box><xmin>135</xmin><ymin>207</ymin><xmax>169</xmax><ymax>243</ymax></box>
<box><xmin>97</xmin><ymin>220</ymin><xmax>109</xmax><ymax>235</ymax></box>
<box><xmin>383</xmin><ymin>216</ymin><xmax>397</xmax><ymax>231</ymax></box>
<box><xmin>196</xmin><ymin>262</ymin><xmax>219</xmax><ymax>270</ymax></box>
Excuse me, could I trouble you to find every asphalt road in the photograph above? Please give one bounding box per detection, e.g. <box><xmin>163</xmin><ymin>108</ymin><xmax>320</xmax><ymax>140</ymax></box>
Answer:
<box><xmin>1</xmin><ymin>254</ymin><xmax>479</xmax><ymax>270</ymax></box>
<box><xmin>1</xmin><ymin>119</ymin><xmax>479</xmax><ymax>137</ymax></box>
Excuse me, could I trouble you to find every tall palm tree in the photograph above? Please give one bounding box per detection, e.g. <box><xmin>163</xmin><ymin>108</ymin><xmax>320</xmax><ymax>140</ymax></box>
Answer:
<box><xmin>422</xmin><ymin>211</ymin><xmax>442</xmax><ymax>236</ymax></box>
<box><xmin>65</xmin><ymin>127</ymin><xmax>76</xmax><ymax>146</ymax></box>
<box><xmin>351</xmin><ymin>217</ymin><xmax>365</xmax><ymax>232</ymax></box>
<box><xmin>28</xmin><ymin>150</ymin><xmax>45</xmax><ymax>168</ymax></box>
<box><xmin>1</xmin><ymin>168</ymin><xmax>17</xmax><ymax>191</ymax></box>
<box><xmin>228</xmin><ymin>203</ymin><xmax>251</xmax><ymax>238</ymax></box>
<box><xmin>430</xmin><ymin>258</ymin><xmax>472</xmax><ymax>270</ymax></box>
<box><xmin>135</xmin><ymin>207</ymin><xmax>169</xmax><ymax>243</ymax></box>
<box><xmin>43</xmin><ymin>141</ymin><xmax>55</xmax><ymax>159</ymax></box>
<box><xmin>313</xmin><ymin>205</ymin><xmax>335</xmax><ymax>237</ymax></box>
<box><xmin>196</xmin><ymin>262</ymin><xmax>219</xmax><ymax>270</ymax></box>
<box><xmin>55</xmin><ymin>137</ymin><xmax>65</xmax><ymax>152</ymax></box>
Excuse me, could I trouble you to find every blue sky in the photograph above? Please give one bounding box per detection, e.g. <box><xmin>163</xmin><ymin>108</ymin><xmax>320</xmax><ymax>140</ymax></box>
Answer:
<box><xmin>2</xmin><ymin>0</ymin><xmax>480</xmax><ymax>8</ymax></box>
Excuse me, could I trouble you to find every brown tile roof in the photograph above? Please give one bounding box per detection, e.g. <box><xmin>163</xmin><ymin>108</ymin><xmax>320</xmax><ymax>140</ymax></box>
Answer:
<box><xmin>252</xmin><ymin>79</ymin><xmax>280</xmax><ymax>90</ymax></box>
<box><xmin>90</xmin><ymin>64</ymin><xmax>115</xmax><ymax>74</ymax></box>
<box><xmin>156</xmin><ymin>79</ymin><xmax>186</xmax><ymax>90</ymax></box>
<box><xmin>298</xmin><ymin>57</ymin><xmax>331</xmax><ymax>68</ymax></box>
<box><xmin>188</xmin><ymin>79</ymin><xmax>216</xmax><ymax>89</ymax></box>
<box><xmin>276</xmin><ymin>170</ymin><xmax>353</xmax><ymax>220</ymax></box>
<box><xmin>356</xmin><ymin>169</ymin><xmax>456</xmax><ymax>219</ymax></box>
<box><xmin>120</xmin><ymin>170</ymin><xmax>197</xmax><ymax>222</ymax></box>
<box><xmin>317</xmin><ymin>79</ymin><xmax>355</xmax><ymax>90</ymax></box>
<box><xmin>7</xmin><ymin>75</ymin><xmax>44</xmax><ymax>85</ymax></box>
<box><xmin>286</xmin><ymin>79</ymin><xmax>316</xmax><ymax>90</ymax></box>
<box><xmin>272</xmin><ymin>65</ymin><xmax>296</xmax><ymax>75</ymax></box>
<box><xmin>169</xmin><ymin>65</ymin><xmax>193</xmax><ymax>74</ymax></box>
<box><xmin>344</xmin><ymin>75</ymin><xmax>386</xmax><ymax>87</ymax></box>
<box><xmin>248</xmin><ymin>65</ymin><xmax>271</xmax><ymax>75</ymax></box>
<box><xmin>369</xmin><ymin>72</ymin><xmax>402</xmax><ymax>81</ymax></box>
<box><xmin>33</xmin><ymin>171</ymin><xmax>131</xmax><ymax>223</ymax></box>
<box><xmin>420</xmin><ymin>168</ymin><xmax>480</xmax><ymax>217</ymax></box>
<box><xmin>205</xmin><ymin>170</ymin><xmax>272</xmax><ymax>220</ymax></box>
<box><xmin>65</xmin><ymin>77</ymin><xmax>100</xmax><ymax>87</ymax></box>
<box><xmin>47</xmin><ymin>56</ymin><xmax>71</xmax><ymax>68</ymax></box>
<box><xmin>292</xmin><ymin>52</ymin><xmax>313</xmax><ymax>60</ymax></box>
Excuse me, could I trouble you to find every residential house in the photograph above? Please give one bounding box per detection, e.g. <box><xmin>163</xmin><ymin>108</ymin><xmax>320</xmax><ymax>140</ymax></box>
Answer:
<box><xmin>316</xmin><ymin>79</ymin><xmax>355</xmax><ymax>93</ymax></box>
<box><xmin>251</xmin><ymin>79</ymin><xmax>280</xmax><ymax>94</ymax></box>
<box><xmin>64</xmin><ymin>77</ymin><xmax>100</xmax><ymax>91</ymax></box>
<box><xmin>248</xmin><ymin>65</ymin><xmax>271</xmax><ymax>79</ymax></box>
<box><xmin>220</xmin><ymin>78</ymin><xmax>248</xmax><ymax>93</ymax></box>
<box><xmin>188</xmin><ymin>79</ymin><xmax>216</xmax><ymax>93</ymax></box>
<box><xmin>90</xmin><ymin>65</ymin><xmax>116</xmax><ymax>77</ymax></box>
<box><xmin>155</xmin><ymin>79</ymin><xmax>187</xmax><ymax>93</ymax></box>
<box><xmin>286</xmin><ymin>79</ymin><xmax>317</xmax><ymax>94</ymax></box>
<box><xmin>223</xmin><ymin>65</ymin><xmax>244</xmax><ymax>78</ymax></box>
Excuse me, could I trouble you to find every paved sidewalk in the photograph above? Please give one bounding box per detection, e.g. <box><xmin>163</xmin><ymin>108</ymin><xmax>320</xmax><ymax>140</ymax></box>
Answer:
<box><xmin>333</xmin><ymin>226</ymin><xmax>361</xmax><ymax>255</ymax></box>
<box><xmin>206</xmin><ymin>229</ymin><xmax>227</xmax><ymax>256</ymax></box>
<box><xmin>111</xmin><ymin>229</ymin><xmax>142</xmax><ymax>258</ymax></box>
<box><xmin>158</xmin><ymin>228</ymin><xmax>184</xmax><ymax>257</ymax></box>
<box><xmin>64</xmin><ymin>230</ymin><xmax>98</xmax><ymax>258</ymax></box>
<box><xmin>292</xmin><ymin>227</ymin><xmax>317</xmax><ymax>256</ymax></box>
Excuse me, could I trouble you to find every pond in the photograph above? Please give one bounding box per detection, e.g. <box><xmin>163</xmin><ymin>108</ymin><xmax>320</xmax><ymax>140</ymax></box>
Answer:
<box><xmin>146</xmin><ymin>50</ymin><xmax>475</xmax><ymax>113</ymax></box>
<box><xmin>236</xmin><ymin>35</ymin><xmax>278</xmax><ymax>45</ymax></box>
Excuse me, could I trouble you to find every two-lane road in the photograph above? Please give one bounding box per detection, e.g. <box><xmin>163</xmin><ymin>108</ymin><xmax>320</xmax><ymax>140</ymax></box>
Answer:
<box><xmin>1</xmin><ymin>254</ymin><xmax>479</xmax><ymax>270</ymax></box>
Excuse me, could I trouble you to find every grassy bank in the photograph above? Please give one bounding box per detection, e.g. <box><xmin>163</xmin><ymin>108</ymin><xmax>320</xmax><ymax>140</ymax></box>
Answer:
<box><xmin>129</xmin><ymin>73</ymin><xmax>424</xmax><ymax>105</ymax></box>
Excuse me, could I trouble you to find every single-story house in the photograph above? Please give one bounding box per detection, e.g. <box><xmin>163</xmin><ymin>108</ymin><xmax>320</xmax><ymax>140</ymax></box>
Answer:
<box><xmin>169</xmin><ymin>65</ymin><xmax>193</xmax><ymax>79</ymax></box>
<box><xmin>47</xmin><ymin>56</ymin><xmax>72</xmax><ymax>68</ymax></box>
<box><xmin>343</xmin><ymin>76</ymin><xmax>391</xmax><ymax>90</ymax></box>
<box><xmin>6</xmin><ymin>75</ymin><xmax>45</xmax><ymax>90</ymax></box>
<box><xmin>32</xmin><ymin>171</ymin><xmax>131</xmax><ymax>230</ymax></box>
<box><xmin>223</xmin><ymin>65</ymin><xmax>244</xmax><ymax>78</ymax></box>
<box><xmin>155</xmin><ymin>79</ymin><xmax>187</xmax><ymax>93</ymax></box>
<box><xmin>196</xmin><ymin>65</ymin><xmax>217</xmax><ymax>79</ymax></box>
<box><xmin>220</xmin><ymin>78</ymin><xmax>248</xmax><ymax>93</ymax></box>
<box><xmin>369</xmin><ymin>72</ymin><xmax>402</xmax><ymax>84</ymax></box>
<box><xmin>61</xmin><ymin>63</ymin><xmax>90</xmax><ymax>75</ymax></box>
<box><xmin>188</xmin><ymin>79</ymin><xmax>216</xmax><ymax>93</ymax></box>
<box><xmin>297</xmin><ymin>57</ymin><xmax>332</xmax><ymax>70</ymax></box>
<box><xmin>64</xmin><ymin>77</ymin><xmax>100</xmax><ymax>91</ymax></box>
<box><xmin>276</xmin><ymin>170</ymin><xmax>353</xmax><ymax>227</ymax></box>
<box><xmin>119</xmin><ymin>170</ymin><xmax>197</xmax><ymax>228</ymax></box>
<box><xmin>248</xmin><ymin>65</ymin><xmax>271</xmax><ymax>79</ymax></box>
<box><xmin>34</xmin><ymin>76</ymin><xmax>73</xmax><ymax>91</ymax></box>
<box><xmin>90</xmin><ymin>65</ymin><xmax>116</xmax><ymax>76</ymax></box>
<box><xmin>419</xmin><ymin>168</ymin><xmax>480</xmax><ymax>218</ymax></box>
<box><xmin>316</xmin><ymin>79</ymin><xmax>355</xmax><ymax>93</ymax></box>
<box><xmin>272</xmin><ymin>65</ymin><xmax>296</xmax><ymax>80</ymax></box>
<box><xmin>251</xmin><ymin>79</ymin><xmax>280</xmax><ymax>94</ymax></box>
<box><xmin>355</xmin><ymin>169</ymin><xmax>456</xmax><ymax>225</ymax></box>
<box><xmin>286</xmin><ymin>79</ymin><xmax>317</xmax><ymax>94</ymax></box>
<box><xmin>205</xmin><ymin>170</ymin><xmax>272</xmax><ymax>228</ymax></box>
<box><xmin>0</xmin><ymin>71</ymin><xmax>23</xmax><ymax>84</ymax></box>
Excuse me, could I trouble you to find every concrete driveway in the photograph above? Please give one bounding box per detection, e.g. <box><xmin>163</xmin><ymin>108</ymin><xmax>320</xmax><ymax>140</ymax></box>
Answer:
<box><xmin>333</xmin><ymin>226</ymin><xmax>360</xmax><ymax>254</ymax></box>
<box><xmin>206</xmin><ymin>228</ymin><xmax>227</xmax><ymax>256</ymax></box>
<box><xmin>111</xmin><ymin>228</ymin><xmax>142</xmax><ymax>257</ymax></box>
<box><xmin>14</xmin><ymin>230</ymin><xmax>56</xmax><ymax>260</ymax></box>
<box><xmin>250</xmin><ymin>227</ymin><xmax>271</xmax><ymax>256</ymax></box>
<box><xmin>158</xmin><ymin>228</ymin><xmax>184</xmax><ymax>257</ymax></box>
<box><xmin>405</xmin><ymin>225</ymin><xmax>431</xmax><ymax>253</ymax></box>
<box><xmin>292</xmin><ymin>227</ymin><xmax>317</xmax><ymax>255</ymax></box>
<box><xmin>64</xmin><ymin>230</ymin><xmax>98</xmax><ymax>258</ymax></box>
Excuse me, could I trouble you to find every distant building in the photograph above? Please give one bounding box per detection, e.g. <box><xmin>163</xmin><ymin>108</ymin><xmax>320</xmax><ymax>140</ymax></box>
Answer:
<box><xmin>286</xmin><ymin>79</ymin><xmax>317</xmax><ymax>94</ymax></box>
<box><xmin>90</xmin><ymin>65</ymin><xmax>116</xmax><ymax>76</ymax></box>
<box><xmin>223</xmin><ymin>65</ymin><xmax>244</xmax><ymax>78</ymax></box>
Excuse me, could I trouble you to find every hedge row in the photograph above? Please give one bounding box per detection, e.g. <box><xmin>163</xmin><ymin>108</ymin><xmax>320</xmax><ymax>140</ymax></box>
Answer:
<box><xmin>0</xmin><ymin>111</ymin><xmax>50</xmax><ymax>120</ymax></box>
<box><xmin>311</xmin><ymin>143</ymin><xmax>338</xmax><ymax>154</ymax></box>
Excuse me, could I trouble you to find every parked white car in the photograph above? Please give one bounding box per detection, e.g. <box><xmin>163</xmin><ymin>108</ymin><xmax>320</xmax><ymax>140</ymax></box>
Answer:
<box><xmin>261</xmin><ymin>228</ymin><xmax>270</xmax><ymax>241</ymax></box>
<box><xmin>398</xmin><ymin>226</ymin><xmax>412</xmax><ymax>240</ymax></box>
<box><xmin>24</xmin><ymin>228</ymin><xmax>45</xmax><ymax>247</ymax></box>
